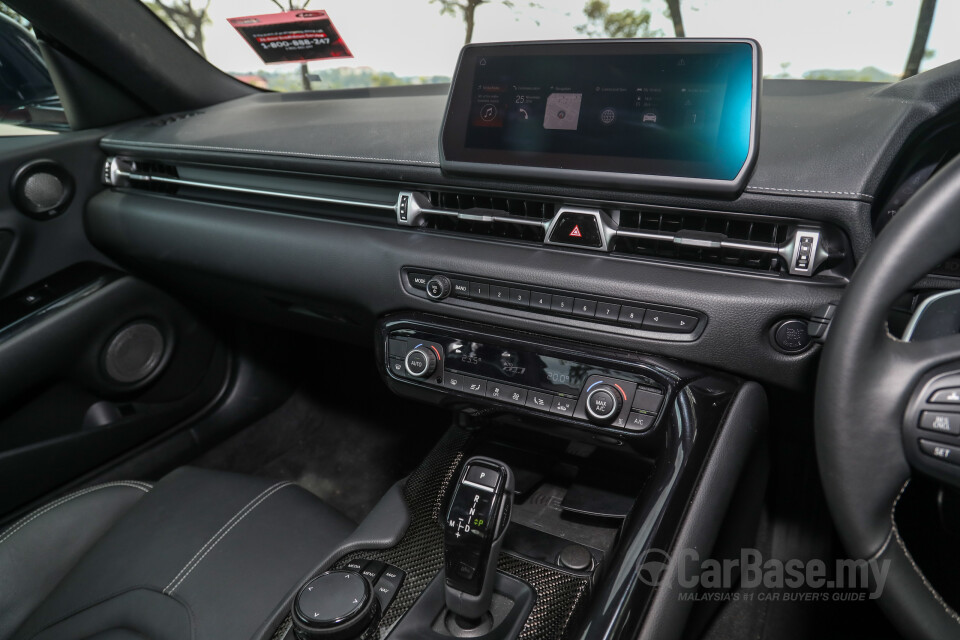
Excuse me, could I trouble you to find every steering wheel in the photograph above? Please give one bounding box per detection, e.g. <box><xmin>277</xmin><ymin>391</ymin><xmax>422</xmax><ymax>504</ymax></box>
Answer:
<box><xmin>816</xmin><ymin>154</ymin><xmax>960</xmax><ymax>639</ymax></box>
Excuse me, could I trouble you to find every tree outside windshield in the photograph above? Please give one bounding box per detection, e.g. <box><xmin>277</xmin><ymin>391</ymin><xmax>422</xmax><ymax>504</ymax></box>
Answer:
<box><xmin>144</xmin><ymin>0</ymin><xmax>958</xmax><ymax>91</ymax></box>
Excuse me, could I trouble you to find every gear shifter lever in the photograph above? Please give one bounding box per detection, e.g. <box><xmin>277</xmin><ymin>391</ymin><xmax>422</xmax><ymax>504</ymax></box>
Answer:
<box><xmin>442</xmin><ymin>456</ymin><xmax>514</xmax><ymax>622</ymax></box>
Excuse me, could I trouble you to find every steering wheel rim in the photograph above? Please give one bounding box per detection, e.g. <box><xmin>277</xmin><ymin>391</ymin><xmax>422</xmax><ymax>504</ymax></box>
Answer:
<box><xmin>816</xmin><ymin>154</ymin><xmax>960</xmax><ymax>638</ymax></box>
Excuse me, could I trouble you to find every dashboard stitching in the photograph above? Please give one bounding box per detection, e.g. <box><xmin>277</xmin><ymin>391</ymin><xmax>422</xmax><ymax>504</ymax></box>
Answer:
<box><xmin>100</xmin><ymin>140</ymin><xmax>441</xmax><ymax>166</ymax></box>
<box><xmin>746</xmin><ymin>186</ymin><xmax>873</xmax><ymax>200</ymax></box>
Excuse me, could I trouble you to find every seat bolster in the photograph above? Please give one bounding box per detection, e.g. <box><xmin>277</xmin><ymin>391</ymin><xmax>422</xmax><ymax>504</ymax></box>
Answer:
<box><xmin>0</xmin><ymin>482</ymin><xmax>151</xmax><ymax>640</ymax></box>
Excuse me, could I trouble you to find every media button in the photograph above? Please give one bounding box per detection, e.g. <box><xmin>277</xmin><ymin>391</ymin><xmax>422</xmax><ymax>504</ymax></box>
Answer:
<box><xmin>618</xmin><ymin>306</ymin><xmax>645</xmax><ymax>327</ymax></box>
<box><xmin>551</xmin><ymin>296</ymin><xmax>575</xmax><ymax>315</ymax></box>
<box><xmin>470</xmin><ymin>282</ymin><xmax>490</xmax><ymax>300</ymax></box>
<box><xmin>530</xmin><ymin>292</ymin><xmax>552</xmax><ymax>311</ymax></box>
<box><xmin>490</xmin><ymin>286</ymin><xmax>510</xmax><ymax>304</ymax></box>
<box><xmin>408</xmin><ymin>272</ymin><xmax>430</xmax><ymax>290</ymax></box>
<box><xmin>595</xmin><ymin>302</ymin><xmax>621</xmax><ymax>321</ymax></box>
<box><xmin>509</xmin><ymin>288</ymin><xmax>530</xmax><ymax>308</ymax></box>
<box><xmin>451</xmin><ymin>279</ymin><xmax>470</xmax><ymax>298</ymax></box>
<box><xmin>573</xmin><ymin>299</ymin><xmax>597</xmax><ymax>318</ymax></box>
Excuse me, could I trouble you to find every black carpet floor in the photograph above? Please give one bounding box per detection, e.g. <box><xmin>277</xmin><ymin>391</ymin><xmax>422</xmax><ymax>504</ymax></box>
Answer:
<box><xmin>192</xmin><ymin>364</ymin><xmax>449</xmax><ymax>523</ymax></box>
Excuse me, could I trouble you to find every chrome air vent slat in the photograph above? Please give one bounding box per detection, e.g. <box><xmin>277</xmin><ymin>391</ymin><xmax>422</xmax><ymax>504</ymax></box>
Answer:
<box><xmin>103</xmin><ymin>157</ymin><xmax>848</xmax><ymax>279</ymax></box>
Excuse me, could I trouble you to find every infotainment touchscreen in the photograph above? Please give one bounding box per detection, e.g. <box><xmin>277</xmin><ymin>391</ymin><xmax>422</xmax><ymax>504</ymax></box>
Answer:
<box><xmin>440</xmin><ymin>39</ymin><xmax>760</xmax><ymax>194</ymax></box>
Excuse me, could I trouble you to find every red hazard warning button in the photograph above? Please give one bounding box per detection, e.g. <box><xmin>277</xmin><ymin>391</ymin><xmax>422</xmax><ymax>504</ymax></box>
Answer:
<box><xmin>549</xmin><ymin>212</ymin><xmax>602</xmax><ymax>248</ymax></box>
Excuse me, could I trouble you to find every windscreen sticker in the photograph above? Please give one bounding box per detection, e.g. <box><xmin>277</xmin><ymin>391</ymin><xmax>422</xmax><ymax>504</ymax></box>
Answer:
<box><xmin>227</xmin><ymin>10</ymin><xmax>352</xmax><ymax>64</ymax></box>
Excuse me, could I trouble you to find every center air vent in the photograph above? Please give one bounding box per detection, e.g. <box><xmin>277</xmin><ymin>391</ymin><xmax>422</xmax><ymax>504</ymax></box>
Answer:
<box><xmin>415</xmin><ymin>190</ymin><xmax>554</xmax><ymax>242</ymax></box>
<box><xmin>615</xmin><ymin>208</ymin><xmax>790</xmax><ymax>272</ymax></box>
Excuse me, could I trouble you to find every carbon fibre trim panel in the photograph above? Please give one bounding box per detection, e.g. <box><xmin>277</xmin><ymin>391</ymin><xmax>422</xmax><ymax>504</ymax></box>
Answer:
<box><xmin>271</xmin><ymin>424</ymin><xmax>592</xmax><ymax>640</ymax></box>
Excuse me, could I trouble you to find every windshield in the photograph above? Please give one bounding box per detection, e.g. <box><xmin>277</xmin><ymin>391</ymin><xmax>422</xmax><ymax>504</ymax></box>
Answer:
<box><xmin>143</xmin><ymin>0</ymin><xmax>959</xmax><ymax>91</ymax></box>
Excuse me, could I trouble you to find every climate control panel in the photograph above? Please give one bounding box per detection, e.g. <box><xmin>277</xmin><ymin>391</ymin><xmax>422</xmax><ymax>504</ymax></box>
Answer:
<box><xmin>383</xmin><ymin>321</ymin><xmax>667</xmax><ymax>434</ymax></box>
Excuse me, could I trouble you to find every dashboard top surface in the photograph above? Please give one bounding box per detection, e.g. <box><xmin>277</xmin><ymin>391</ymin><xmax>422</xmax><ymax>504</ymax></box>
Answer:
<box><xmin>101</xmin><ymin>59</ymin><xmax>960</xmax><ymax>209</ymax></box>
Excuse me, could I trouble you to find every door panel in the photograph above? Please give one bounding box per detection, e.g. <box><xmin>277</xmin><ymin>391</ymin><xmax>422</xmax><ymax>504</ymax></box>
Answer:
<box><xmin>0</xmin><ymin>135</ymin><xmax>229</xmax><ymax>515</ymax></box>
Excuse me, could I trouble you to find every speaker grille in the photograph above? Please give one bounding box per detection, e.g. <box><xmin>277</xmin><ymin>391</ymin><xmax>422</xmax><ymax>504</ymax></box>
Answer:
<box><xmin>104</xmin><ymin>323</ymin><xmax>165</xmax><ymax>384</ymax></box>
<box><xmin>23</xmin><ymin>172</ymin><xmax>65</xmax><ymax>211</ymax></box>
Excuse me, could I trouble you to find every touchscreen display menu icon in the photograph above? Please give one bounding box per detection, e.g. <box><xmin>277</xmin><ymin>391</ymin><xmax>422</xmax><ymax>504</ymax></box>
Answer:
<box><xmin>543</xmin><ymin>93</ymin><xmax>582</xmax><ymax>130</ymax></box>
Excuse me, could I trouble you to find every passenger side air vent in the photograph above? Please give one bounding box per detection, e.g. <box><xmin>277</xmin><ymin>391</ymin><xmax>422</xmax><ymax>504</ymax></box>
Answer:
<box><xmin>399</xmin><ymin>190</ymin><xmax>554</xmax><ymax>242</ymax></box>
<box><xmin>615</xmin><ymin>208</ymin><xmax>790</xmax><ymax>273</ymax></box>
<box><xmin>148</xmin><ymin>111</ymin><xmax>203</xmax><ymax>127</ymax></box>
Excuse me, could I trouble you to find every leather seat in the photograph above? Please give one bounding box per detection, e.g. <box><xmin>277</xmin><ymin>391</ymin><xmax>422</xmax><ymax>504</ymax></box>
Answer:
<box><xmin>0</xmin><ymin>467</ymin><xmax>354</xmax><ymax>640</ymax></box>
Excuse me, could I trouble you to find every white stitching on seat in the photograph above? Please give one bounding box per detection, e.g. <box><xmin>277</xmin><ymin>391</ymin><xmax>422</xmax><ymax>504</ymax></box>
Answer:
<box><xmin>100</xmin><ymin>140</ymin><xmax>441</xmax><ymax>166</ymax></box>
<box><xmin>0</xmin><ymin>481</ymin><xmax>152</xmax><ymax>546</ymax></box>
<box><xmin>888</xmin><ymin>478</ymin><xmax>960</xmax><ymax>624</ymax></box>
<box><xmin>163</xmin><ymin>481</ymin><xmax>293</xmax><ymax>594</ymax></box>
<box><xmin>745</xmin><ymin>186</ymin><xmax>874</xmax><ymax>199</ymax></box>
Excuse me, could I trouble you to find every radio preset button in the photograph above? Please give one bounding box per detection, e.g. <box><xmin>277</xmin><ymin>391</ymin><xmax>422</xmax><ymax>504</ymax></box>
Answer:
<box><xmin>530</xmin><ymin>292</ymin><xmax>552</xmax><ymax>310</ymax></box>
<box><xmin>573</xmin><ymin>299</ymin><xmax>598</xmax><ymax>318</ymax></box>
<box><xmin>509</xmin><ymin>288</ymin><xmax>530</xmax><ymax>308</ymax></box>
<box><xmin>595</xmin><ymin>302</ymin><xmax>621</xmax><ymax>320</ymax></box>
<box><xmin>469</xmin><ymin>282</ymin><xmax>490</xmax><ymax>300</ymax></box>
<box><xmin>551</xmin><ymin>296</ymin><xmax>575</xmax><ymax>315</ymax></box>
<box><xmin>490</xmin><ymin>286</ymin><xmax>510</xmax><ymax>303</ymax></box>
<box><xmin>619</xmin><ymin>306</ymin><xmax>646</xmax><ymax>327</ymax></box>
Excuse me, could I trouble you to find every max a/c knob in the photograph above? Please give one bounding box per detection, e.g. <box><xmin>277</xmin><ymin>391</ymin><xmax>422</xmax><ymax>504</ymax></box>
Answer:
<box><xmin>426</xmin><ymin>275</ymin><xmax>452</xmax><ymax>300</ymax></box>
<box><xmin>404</xmin><ymin>346</ymin><xmax>437</xmax><ymax>378</ymax></box>
<box><xmin>585</xmin><ymin>383</ymin><xmax>624</xmax><ymax>424</ymax></box>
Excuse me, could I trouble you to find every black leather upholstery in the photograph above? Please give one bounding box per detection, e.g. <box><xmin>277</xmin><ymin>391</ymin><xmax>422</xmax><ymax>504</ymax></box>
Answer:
<box><xmin>1</xmin><ymin>468</ymin><xmax>354</xmax><ymax>640</ymax></box>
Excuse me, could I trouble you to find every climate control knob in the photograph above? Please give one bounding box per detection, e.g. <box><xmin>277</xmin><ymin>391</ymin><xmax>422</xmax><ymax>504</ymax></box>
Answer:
<box><xmin>585</xmin><ymin>383</ymin><xmax>624</xmax><ymax>424</ymax></box>
<box><xmin>404</xmin><ymin>346</ymin><xmax>437</xmax><ymax>378</ymax></box>
<box><xmin>425</xmin><ymin>275</ymin><xmax>452</xmax><ymax>300</ymax></box>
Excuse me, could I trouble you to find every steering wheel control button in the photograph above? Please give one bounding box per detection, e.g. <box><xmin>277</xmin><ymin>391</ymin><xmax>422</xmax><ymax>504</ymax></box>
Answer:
<box><xmin>293</xmin><ymin>569</ymin><xmax>378</xmax><ymax>640</ymax></box>
<box><xmin>919</xmin><ymin>439</ymin><xmax>960</xmax><ymax>464</ymax></box>
<box><xmin>619</xmin><ymin>306</ymin><xmax>646</xmax><ymax>327</ymax></box>
<box><xmin>408</xmin><ymin>273</ymin><xmax>429</xmax><ymax>290</ymax></box>
<box><xmin>631</xmin><ymin>388</ymin><xmax>664</xmax><ymax>414</ymax></box>
<box><xmin>643</xmin><ymin>310</ymin><xmax>699</xmax><ymax>334</ymax></box>
<box><xmin>465</xmin><ymin>464</ymin><xmax>501</xmax><ymax>490</ymax></box>
<box><xmin>772</xmin><ymin>318</ymin><xmax>812</xmax><ymax>352</ymax></box>
<box><xmin>404</xmin><ymin>346</ymin><xmax>438</xmax><ymax>378</ymax></box>
<box><xmin>426</xmin><ymin>275</ymin><xmax>452</xmax><ymax>300</ymax></box>
<box><xmin>930</xmin><ymin>388</ymin><xmax>960</xmax><ymax>404</ymax></box>
<box><xmin>585</xmin><ymin>384</ymin><xmax>623</xmax><ymax>424</ymax></box>
<box><xmin>919</xmin><ymin>411</ymin><xmax>960</xmax><ymax>436</ymax></box>
<box><xmin>625</xmin><ymin>411</ymin><xmax>655</xmax><ymax>432</ymax></box>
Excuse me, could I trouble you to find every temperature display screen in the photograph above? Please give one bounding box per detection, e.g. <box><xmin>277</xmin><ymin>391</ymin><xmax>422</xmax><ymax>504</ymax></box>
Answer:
<box><xmin>441</xmin><ymin>39</ymin><xmax>760</xmax><ymax>192</ymax></box>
